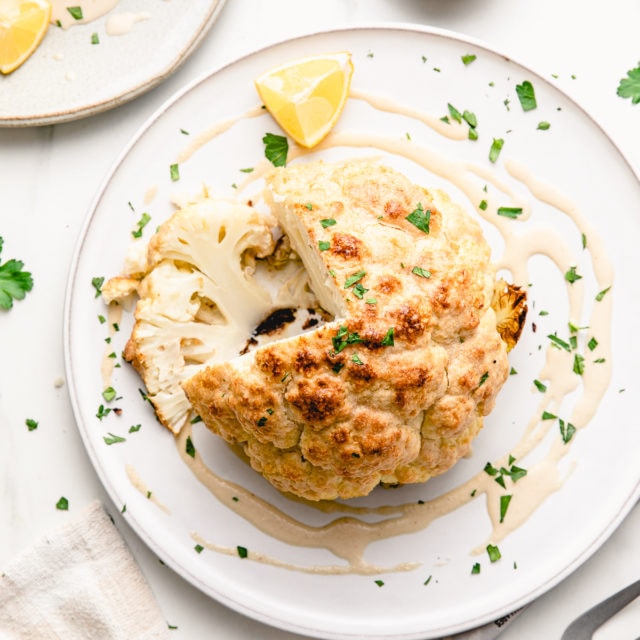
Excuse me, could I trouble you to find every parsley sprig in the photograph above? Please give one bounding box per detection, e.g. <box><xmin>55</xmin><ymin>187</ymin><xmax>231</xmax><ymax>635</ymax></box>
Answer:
<box><xmin>0</xmin><ymin>237</ymin><xmax>33</xmax><ymax>310</ymax></box>
<box><xmin>617</xmin><ymin>62</ymin><xmax>640</xmax><ymax>104</ymax></box>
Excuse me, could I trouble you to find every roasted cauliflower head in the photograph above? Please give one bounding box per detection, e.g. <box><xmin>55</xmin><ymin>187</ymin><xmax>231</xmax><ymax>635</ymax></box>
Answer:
<box><xmin>180</xmin><ymin>160</ymin><xmax>527</xmax><ymax>501</ymax></box>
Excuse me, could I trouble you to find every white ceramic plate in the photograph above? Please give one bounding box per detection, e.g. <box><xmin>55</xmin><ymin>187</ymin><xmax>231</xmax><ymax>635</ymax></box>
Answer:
<box><xmin>64</xmin><ymin>26</ymin><xmax>640</xmax><ymax>639</ymax></box>
<box><xmin>0</xmin><ymin>0</ymin><xmax>226</xmax><ymax>127</ymax></box>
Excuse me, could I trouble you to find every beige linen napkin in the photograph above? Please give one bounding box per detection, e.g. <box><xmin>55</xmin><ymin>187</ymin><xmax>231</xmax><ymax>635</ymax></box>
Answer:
<box><xmin>0</xmin><ymin>501</ymin><xmax>170</xmax><ymax>640</ymax></box>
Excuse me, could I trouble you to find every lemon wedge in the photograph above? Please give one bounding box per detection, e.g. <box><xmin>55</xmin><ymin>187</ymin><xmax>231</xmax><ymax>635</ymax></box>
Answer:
<box><xmin>0</xmin><ymin>0</ymin><xmax>51</xmax><ymax>74</ymax></box>
<box><xmin>255</xmin><ymin>51</ymin><xmax>354</xmax><ymax>148</ymax></box>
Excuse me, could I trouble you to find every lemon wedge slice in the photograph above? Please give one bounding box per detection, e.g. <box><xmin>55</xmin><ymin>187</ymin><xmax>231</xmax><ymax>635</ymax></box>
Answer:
<box><xmin>0</xmin><ymin>0</ymin><xmax>51</xmax><ymax>74</ymax></box>
<box><xmin>255</xmin><ymin>51</ymin><xmax>354</xmax><ymax>148</ymax></box>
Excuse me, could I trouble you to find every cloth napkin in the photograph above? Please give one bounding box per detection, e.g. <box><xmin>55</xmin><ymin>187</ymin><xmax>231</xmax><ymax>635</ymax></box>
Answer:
<box><xmin>0</xmin><ymin>499</ymin><xmax>522</xmax><ymax>640</ymax></box>
<box><xmin>0</xmin><ymin>501</ymin><xmax>170</xmax><ymax>640</ymax></box>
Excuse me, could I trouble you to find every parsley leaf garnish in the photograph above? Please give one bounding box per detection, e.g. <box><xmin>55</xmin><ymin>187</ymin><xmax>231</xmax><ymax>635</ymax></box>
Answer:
<box><xmin>617</xmin><ymin>62</ymin><xmax>640</xmax><ymax>104</ymax></box>
<box><xmin>489</xmin><ymin>137</ymin><xmax>504</xmax><ymax>163</ymax></box>
<box><xmin>66</xmin><ymin>6</ymin><xmax>83</xmax><ymax>19</ymax></box>
<box><xmin>0</xmin><ymin>237</ymin><xmax>33</xmax><ymax>310</ymax></box>
<box><xmin>406</xmin><ymin>203</ymin><xmax>431</xmax><ymax>233</ymax></box>
<box><xmin>497</xmin><ymin>207</ymin><xmax>523</xmax><ymax>219</ymax></box>
<box><xmin>515</xmin><ymin>80</ymin><xmax>537</xmax><ymax>111</ymax></box>
<box><xmin>262</xmin><ymin>132</ymin><xmax>288</xmax><ymax>167</ymax></box>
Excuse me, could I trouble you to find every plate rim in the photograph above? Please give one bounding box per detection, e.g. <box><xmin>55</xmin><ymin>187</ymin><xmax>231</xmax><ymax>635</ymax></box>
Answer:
<box><xmin>63</xmin><ymin>22</ymin><xmax>640</xmax><ymax>639</ymax></box>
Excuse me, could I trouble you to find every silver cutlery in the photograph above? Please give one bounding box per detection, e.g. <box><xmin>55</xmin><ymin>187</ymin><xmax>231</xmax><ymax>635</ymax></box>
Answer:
<box><xmin>561</xmin><ymin>578</ymin><xmax>640</xmax><ymax>639</ymax></box>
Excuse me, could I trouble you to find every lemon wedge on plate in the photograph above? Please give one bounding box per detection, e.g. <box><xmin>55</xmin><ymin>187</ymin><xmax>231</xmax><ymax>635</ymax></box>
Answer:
<box><xmin>255</xmin><ymin>51</ymin><xmax>354</xmax><ymax>148</ymax></box>
<box><xmin>0</xmin><ymin>0</ymin><xmax>52</xmax><ymax>74</ymax></box>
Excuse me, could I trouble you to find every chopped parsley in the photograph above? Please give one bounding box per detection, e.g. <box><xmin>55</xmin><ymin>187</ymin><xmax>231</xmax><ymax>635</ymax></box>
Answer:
<box><xmin>352</xmin><ymin>282</ymin><xmax>368</xmax><ymax>299</ymax></box>
<box><xmin>169</xmin><ymin>163</ymin><xmax>180</xmax><ymax>182</ymax></box>
<box><xmin>56</xmin><ymin>496</ymin><xmax>69</xmax><ymax>510</ymax></box>
<box><xmin>542</xmin><ymin>411</ymin><xmax>557</xmax><ymax>420</ymax></box>
<box><xmin>129</xmin><ymin>424</ymin><xmax>142</xmax><ymax>433</ymax></box>
<box><xmin>486</xmin><ymin>544</ymin><xmax>502</xmax><ymax>562</ymax></box>
<box><xmin>237</xmin><ymin>546</ymin><xmax>248</xmax><ymax>559</ymax></box>
<box><xmin>374</xmin><ymin>579</ymin><xmax>385</xmax><ymax>587</ymax></box>
<box><xmin>344</xmin><ymin>270</ymin><xmax>366</xmax><ymax>288</ymax></box>
<box><xmin>262</xmin><ymin>132</ymin><xmax>288</xmax><ymax>167</ymax></box>
<box><xmin>320</xmin><ymin>218</ymin><xmax>337</xmax><ymax>228</ymax></box>
<box><xmin>25</xmin><ymin>418</ymin><xmax>38</xmax><ymax>431</ymax></box>
<box><xmin>564</xmin><ymin>266</ymin><xmax>582</xmax><ymax>283</ymax></box>
<box><xmin>500</xmin><ymin>494</ymin><xmax>512</xmax><ymax>523</ymax></box>
<box><xmin>185</xmin><ymin>436</ymin><xmax>196</xmax><ymax>458</ymax></box>
<box><xmin>533</xmin><ymin>379</ymin><xmax>547</xmax><ymax>392</ymax></box>
<box><xmin>479</xmin><ymin>199</ymin><xmax>488</xmax><ymax>211</ymax></box>
<box><xmin>90</xmin><ymin>32</ymin><xmax>99</xmax><ymax>45</ymax></box>
<box><xmin>132</xmin><ymin>212</ymin><xmax>151</xmax><ymax>238</ymax></box>
<box><xmin>497</xmin><ymin>207</ymin><xmax>523</xmax><ymax>219</ymax></box>
<box><xmin>318</xmin><ymin>240</ymin><xmax>330</xmax><ymax>252</ymax></box>
<box><xmin>595</xmin><ymin>286</ymin><xmax>611</xmax><ymax>301</ymax></box>
<box><xmin>471</xmin><ymin>563</ymin><xmax>481</xmax><ymax>574</ymax></box>
<box><xmin>332</xmin><ymin>325</ymin><xmax>363</xmax><ymax>353</ymax></box>
<box><xmin>194</xmin><ymin>544</ymin><xmax>204</xmax><ymax>553</ymax></box>
<box><xmin>405</xmin><ymin>203</ymin><xmax>431</xmax><ymax>234</ymax></box>
<box><xmin>478</xmin><ymin>371</ymin><xmax>489</xmax><ymax>387</ymax></box>
<box><xmin>0</xmin><ymin>237</ymin><xmax>33</xmax><ymax>310</ymax></box>
<box><xmin>559</xmin><ymin>419</ymin><xmax>576</xmax><ymax>444</ymax></box>
<box><xmin>412</xmin><ymin>266</ymin><xmax>431</xmax><ymax>278</ymax></box>
<box><xmin>489</xmin><ymin>137</ymin><xmax>504</xmax><ymax>163</ymax></box>
<box><xmin>103</xmin><ymin>432</ymin><xmax>126</xmax><ymax>445</ymax></box>
<box><xmin>537</xmin><ymin>121</ymin><xmax>551</xmax><ymax>130</ymax></box>
<box><xmin>351</xmin><ymin>353</ymin><xmax>364</xmax><ymax>365</ymax></box>
<box><xmin>66</xmin><ymin>6</ymin><xmax>83</xmax><ymax>20</ymax></box>
<box><xmin>381</xmin><ymin>327</ymin><xmax>395</xmax><ymax>347</ymax></box>
<box><xmin>573</xmin><ymin>353</ymin><xmax>585</xmax><ymax>375</ymax></box>
<box><xmin>102</xmin><ymin>386</ymin><xmax>117</xmax><ymax>402</ymax></box>
<box><xmin>461</xmin><ymin>54</ymin><xmax>477</xmax><ymax>65</ymax></box>
<box><xmin>91</xmin><ymin>276</ymin><xmax>104</xmax><ymax>297</ymax></box>
<box><xmin>515</xmin><ymin>80</ymin><xmax>537</xmax><ymax>111</ymax></box>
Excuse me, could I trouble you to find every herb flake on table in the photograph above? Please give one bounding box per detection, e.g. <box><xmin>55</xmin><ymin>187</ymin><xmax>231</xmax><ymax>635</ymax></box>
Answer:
<box><xmin>25</xmin><ymin>418</ymin><xmax>38</xmax><ymax>431</ymax></box>
<box><xmin>0</xmin><ymin>237</ymin><xmax>34</xmax><ymax>310</ymax></box>
<box><xmin>56</xmin><ymin>496</ymin><xmax>69</xmax><ymax>510</ymax></box>
<box><xmin>616</xmin><ymin>62</ymin><xmax>640</xmax><ymax>104</ymax></box>
<box><xmin>263</xmin><ymin>132</ymin><xmax>288</xmax><ymax>167</ymax></box>
<box><xmin>515</xmin><ymin>80</ymin><xmax>537</xmax><ymax>111</ymax></box>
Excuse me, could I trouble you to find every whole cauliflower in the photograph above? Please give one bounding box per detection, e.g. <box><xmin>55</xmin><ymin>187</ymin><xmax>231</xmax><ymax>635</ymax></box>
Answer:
<box><xmin>181</xmin><ymin>160</ymin><xmax>526</xmax><ymax>501</ymax></box>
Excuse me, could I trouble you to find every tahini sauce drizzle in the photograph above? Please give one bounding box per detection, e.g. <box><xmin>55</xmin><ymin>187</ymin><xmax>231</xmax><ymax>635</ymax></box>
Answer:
<box><xmin>115</xmin><ymin>91</ymin><xmax>613</xmax><ymax>573</ymax></box>
<box><xmin>51</xmin><ymin>0</ymin><xmax>119</xmax><ymax>29</ymax></box>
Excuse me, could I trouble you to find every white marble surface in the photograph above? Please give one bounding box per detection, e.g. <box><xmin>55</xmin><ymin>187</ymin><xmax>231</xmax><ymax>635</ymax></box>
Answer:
<box><xmin>1</xmin><ymin>1</ymin><xmax>639</xmax><ymax>638</ymax></box>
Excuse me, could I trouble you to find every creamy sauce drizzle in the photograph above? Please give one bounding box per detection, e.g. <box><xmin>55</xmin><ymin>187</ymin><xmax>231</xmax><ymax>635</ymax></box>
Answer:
<box><xmin>125</xmin><ymin>464</ymin><xmax>170</xmax><ymax>514</ymax></box>
<box><xmin>51</xmin><ymin>0</ymin><xmax>119</xmax><ymax>29</ymax></box>
<box><xmin>105</xmin><ymin>12</ymin><xmax>151</xmax><ymax>36</ymax></box>
<box><xmin>114</xmin><ymin>91</ymin><xmax>613</xmax><ymax>574</ymax></box>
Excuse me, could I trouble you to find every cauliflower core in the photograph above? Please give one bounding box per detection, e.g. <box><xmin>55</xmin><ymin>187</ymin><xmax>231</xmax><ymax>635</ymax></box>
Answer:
<box><xmin>180</xmin><ymin>160</ymin><xmax>524</xmax><ymax>501</ymax></box>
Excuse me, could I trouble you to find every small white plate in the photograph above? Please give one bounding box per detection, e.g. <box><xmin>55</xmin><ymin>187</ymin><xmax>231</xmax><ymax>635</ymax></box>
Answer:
<box><xmin>64</xmin><ymin>25</ymin><xmax>640</xmax><ymax>639</ymax></box>
<box><xmin>0</xmin><ymin>0</ymin><xmax>226</xmax><ymax>127</ymax></box>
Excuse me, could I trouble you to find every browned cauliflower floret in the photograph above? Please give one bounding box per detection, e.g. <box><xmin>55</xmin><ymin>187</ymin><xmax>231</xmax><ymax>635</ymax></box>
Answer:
<box><xmin>182</xmin><ymin>160</ymin><xmax>524</xmax><ymax>500</ymax></box>
<box><xmin>104</xmin><ymin>195</ymin><xmax>316</xmax><ymax>434</ymax></box>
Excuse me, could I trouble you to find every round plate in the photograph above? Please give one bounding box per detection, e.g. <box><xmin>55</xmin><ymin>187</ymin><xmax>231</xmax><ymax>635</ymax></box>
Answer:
<box><xmin>0</xmin><ymin>0</ymin><xmax>226</xmax><ymax>127</ymax></box>
<box><xmin>64</xmin><ymin>25</ymin><xmax>640</xmax><ymax>639</ymax></box>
